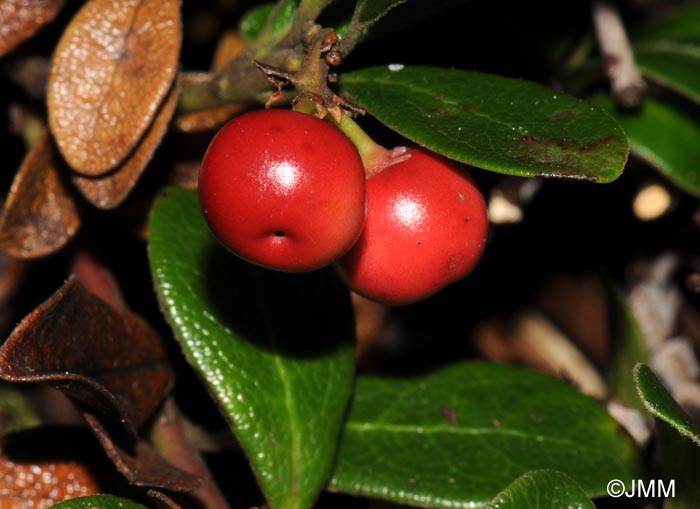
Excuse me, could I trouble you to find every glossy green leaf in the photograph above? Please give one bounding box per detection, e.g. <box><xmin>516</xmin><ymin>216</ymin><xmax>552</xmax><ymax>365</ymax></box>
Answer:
<box><xmin>634</xmin><ymin>364</ymin><xmax>700</xmax><ymax>445</ymax></box>
<box><xmin>330</xmin><ymin>362</ymin><xmax>643</xmax><ymax>508</ymax></box>
<box><xmin>635</xmin><ymin>6</ymin><xmax>700</xmax><ymax>44</ymax></box>
<box><xmin>592</xmin><ymin>96</ymin><xmax>700</xmax><ymax>196</ymax></box>
<box><xmin>635</xmin><ymin>42</ymin><xmax>700</xmax><ymax>104</ymax></box>
<box><xmin>605</xmin><ymin>280</ymin><xmax>649</xmax><ymax>410</ymax></box>
<box><xmin>239</xmin><ymin>0</ymin><xmax>297</xmax><ymax>45</ymax></box>
<box><xmin>148</xmin><ymin>188</ymin><xmax>356</xmax><ymax>509</ymax></box>
<box><xmin>483</xmin><ymin>470</ymin><xmax>594</xmax><ymax>509</ymax></box>
<box><xmin>49</xmin><ymin>495</ymin><xmax>147</xmax><ymax>509</ymax></box>
<box><xmin>340</xmin><ymin>66</ymin><xmax>628</xmax><ymax>182</ymax></box>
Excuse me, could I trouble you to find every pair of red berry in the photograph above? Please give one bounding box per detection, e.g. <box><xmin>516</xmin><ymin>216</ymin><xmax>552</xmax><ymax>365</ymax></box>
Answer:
<box><xmin>199</xmin><ymin>109</ymin><xmax>488</xmax><ymax>305</ymax></box>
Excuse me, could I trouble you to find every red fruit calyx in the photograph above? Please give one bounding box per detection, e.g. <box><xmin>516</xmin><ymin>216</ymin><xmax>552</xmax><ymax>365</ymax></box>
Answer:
<box><xmin>199</xmin><ymin>109</ymin><xmax>366</xmax><ymax>272</ymax></box>
<box><xmin>336</xmin><ymin>147</ymin><xmax>488</xmax><ymax>305</ymax></box>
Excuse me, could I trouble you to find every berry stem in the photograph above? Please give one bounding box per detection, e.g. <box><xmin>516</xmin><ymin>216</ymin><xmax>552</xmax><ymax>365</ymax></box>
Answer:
<box><xmin>333</xmin><ymin>114</ymin><xmax>410</xmax><ymax>177</ymax></box>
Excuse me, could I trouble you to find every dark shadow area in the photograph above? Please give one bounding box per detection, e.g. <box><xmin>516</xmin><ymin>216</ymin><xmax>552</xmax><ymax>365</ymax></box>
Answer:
<box><xmin>1</xmin><ymin>426</ymin><xmax>143</xmax><ymax>500</ymax></box>
<box><xmin>201</xmin><ymin>242</ymin><xmax>355</xmax><ymax>358</ymax></box>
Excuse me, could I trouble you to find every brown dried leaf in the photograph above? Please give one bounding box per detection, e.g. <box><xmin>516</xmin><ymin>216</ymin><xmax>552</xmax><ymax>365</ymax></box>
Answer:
<box><xmin>147</xmin><ymin>490</ymin><xmax>184</xmax><ymax>509</ymax></box>
<box><xmin>0</xmin><ymin>132</ymin><xmax>80</xmax><ymax>259</ymax></box>
<box><xmin>167</xmin><ymin>162</ymin><xmax>200</xmax><ymax>190</ymax></box>
<box><xmin>211</xmin><ymin>31</ymin><xmax>245</xmax><ymax>72</ymax></box>
<box><xmin>48</xmin><ymin>0</ymin><xmax>181</xmax><ymax>176</ymax></box>
<box><xmin>84</xmin><ymin>413</ymin><xmax>201</xmax><ymax>492</ymax></box>
<box><xmin>72</xmin><ymin>79</ymin><xmax>182</xmax><ymax>209</ymax></box>
<box><xmin>0</xmin><ymin>276</ymin><xmax>173</xmax><ymax>434</ymax></box>
<box><xmin>351</xmin><ymin>292</ymin><xmax>389</xmax><ymax>362</ymax></box>
<box><xmin>0</xmin><ymin>427</ymin><xmax>104</xmax><ymax>509</ymax></box>
<box><xmin>0</xmin><ymin>0</ymin><xmax>66</xmax><ymax>57</ymax></box>
<box><xmin>173</xmin><ymin>103</ymin><xmax>247</xmax><ymax>134</ymax></box>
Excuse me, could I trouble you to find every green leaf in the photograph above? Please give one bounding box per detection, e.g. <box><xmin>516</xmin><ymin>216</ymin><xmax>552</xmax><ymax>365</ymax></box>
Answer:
<box><xmin>340</xmin><ymin>0</ymin><xmax>408</xmax><ymax>52</ymax></box>
<box><xmin>635</xmin><ymin>6</ymin><xmax>700</xmax><ymax>44</ymax></box>
<box><xmin>634</xmin><ymin>364</ymin><xmax>700</xmax><ymax>445</ymax></box>
<box><xmin>367</xmin><ymin>0</ymin><xmax>470</xmax><ymax>41</ymax></box>
<box><xmin>239</xmin><ymin>1</ymin><xmax>466</xmax><ymax>50</ymax></box>
<box><xmin>239</xmin><ymin>0</ymin><xmax>297</xmax><ymax>45</ymax></box>
<box><xmin>605</xmin><ymin>280</ymin><xmax>649</xmax><ymax>410</ymax></box>
<box><xmin>658</xmin><ymin>421</ymin><xmax>700</xmax><ymax>509</ymax></box>
<box><xmin>239</xmin><ymin>3</ymin><xmax>278</xmax><ymax>43</ymax></box>
<box><xmin>340</xmin><ymin>66</ymin><xmax>628</xmax><ymax>182</ymax></box>
<box><xmin>483</xmin><ymin>470</ymin><xmax>594</xmax><ymax>509</ymax></box>
<box><xmin>352</xmin><ymin>0</ymin><xmax>408</xmax><ymax>26</ymax></box>
<box><xmin>0</xmin><ymin>382</ymin><xmax>41</xmax><ymax>433</ymax></box>
<box><xmin>591</xmin><ymin>96</ymin><xmax>700</xmax><ymax>196</ymax></box>
<box><xmin>635</xmin><ymin>42</ymin><xmax>700</xmax><ymax>104</ymax></box>
<box><xmin>330</xmin><ymin>362</ymin><xmax>643</xmax><ymax>508</ymax></box>
<box><xmin>49</xmin><ymin>495</ymin><xmax>147</xmax><ymax>509</ymax></box>
<box><xmin>148</xmin><ymin>188</ymin><xmax>356</xmax><ymax>509</ymax></box>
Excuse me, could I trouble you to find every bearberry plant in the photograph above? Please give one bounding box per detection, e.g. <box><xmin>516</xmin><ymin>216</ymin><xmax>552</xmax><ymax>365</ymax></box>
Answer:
<box><xmin>0</xmin><ymin>2</ymin><xmax>699</xmax><ymax>509</ymax></box>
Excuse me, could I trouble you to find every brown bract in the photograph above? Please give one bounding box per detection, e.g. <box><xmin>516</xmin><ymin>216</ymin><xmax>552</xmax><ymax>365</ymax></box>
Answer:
<box><xmin>0</xmin><ymin>132</ymin><xmax>80</xmax><ymax>259</ymax></box>
<box><xmin>0</xmin><ymin>276</ymin><xmax>174</xmax><ymax>435</ymax></box>
<box><xmin>72</xmin><ymin>78</ymin><xmax>182</xmax><ymax>209</ymax></box>
<box><xmin>84</xmin><ymin>413</ymin><xmax>201</xmax><ymax>492</ymax></box>
<box><xmin>48</xmin><ymin>0</ymin><xmax>181</xmax><ymax>176</ymax></box>
<box><xmin>0</xmin><ymin>0</ymin><xmax>66</xmax><ymax>57</ymax></box>
<box><xmin>211</xmin><ymin>31</ymin><xmax>245</xmax><ymax>72</ymax></box>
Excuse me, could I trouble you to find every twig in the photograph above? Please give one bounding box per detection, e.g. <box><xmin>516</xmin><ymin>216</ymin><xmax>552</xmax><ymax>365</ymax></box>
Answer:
<box><xmin>179</xmin><ymin>0</ymin><xmax>326</xmax><ymax>113</ymax></box>
<box><xmin>592</xmin><ymin>0</ymin><xmax>646</xmax><ymax>107</ymax></box>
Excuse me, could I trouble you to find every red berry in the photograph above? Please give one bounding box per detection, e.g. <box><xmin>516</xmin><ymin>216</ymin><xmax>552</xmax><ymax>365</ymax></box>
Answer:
<box><xmin>336</xmin><ymin>148</ymin><xmax>488</xmax><ymax>304</ymax></box>
<box><xmin>199</xmin><ymin>109</ymin><xmax>366</xmax><ymax>272</ymax></box>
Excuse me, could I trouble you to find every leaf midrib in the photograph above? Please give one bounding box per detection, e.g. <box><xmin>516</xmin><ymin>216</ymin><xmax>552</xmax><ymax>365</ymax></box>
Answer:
<box><xmin>274</xmin><ymin>355</ymin><xmax>302</xmax><ymax>506</ymax></box>
<box><xmin>343</xmin><ymin>72</ymin><xmax>606</xmax><ymax>143</ymax></box>
<box><xmin>88</xmin><ymin>0</ymin><xmax>144</xmax><ymax>141</ymax></box>
<box><xmin>254</xmin><ymin>274</ymin><xmax>302</xmax><ymax>509</ymax></box>
<box><xmin>345</xmin><ymin>421</ymin><xmax>601</xmax><ymax>451</ymax></box>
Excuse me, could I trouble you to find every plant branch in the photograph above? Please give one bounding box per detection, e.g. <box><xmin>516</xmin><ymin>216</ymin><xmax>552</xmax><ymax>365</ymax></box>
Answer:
<box><xmin>592</xmin><ymin>0</ymin><xmax>646</xmax><ymax>107</ymax></box>
<box><xmin>291</xmin><ymin>0</ymin><xmax>334</xmax><ymax>38</ymax></box>
<box><xmin>339</xmin><ymin>1</ymin><xmax>409</xmax><ymax>57</ymax></box>
<box><xmin>179</xmin><ymin>0</ymin><xmax>336</xmax><ymax>113</ymax></box>
<box><xmin>178</xmin><ymin>49</ymin><xmax>291</xmax><ymax>113</ymax></box>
